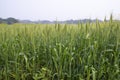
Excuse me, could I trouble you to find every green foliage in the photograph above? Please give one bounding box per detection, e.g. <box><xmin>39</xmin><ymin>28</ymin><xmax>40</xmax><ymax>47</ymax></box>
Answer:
<box><xmin>0</xmin><ymin>19</ymin><xmax>120</xmax><ymax>80</ymax></box>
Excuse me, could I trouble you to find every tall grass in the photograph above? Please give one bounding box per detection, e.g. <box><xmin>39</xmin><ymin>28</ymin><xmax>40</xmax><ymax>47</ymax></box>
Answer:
<box><xmin>0</xmin><ymin>18</ymin><xmax>120</xmax><ymax>80</ymax></box>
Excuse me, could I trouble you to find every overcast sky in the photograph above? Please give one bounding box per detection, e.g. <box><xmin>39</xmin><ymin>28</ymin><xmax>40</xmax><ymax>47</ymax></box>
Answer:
<box><xmin>0</xmin><ymin>0</ymin><xmax>120</xmax><ymax>21</ymax></box>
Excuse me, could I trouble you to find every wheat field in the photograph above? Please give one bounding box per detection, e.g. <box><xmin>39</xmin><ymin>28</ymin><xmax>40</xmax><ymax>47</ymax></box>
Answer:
<box><xmin>0</xmin><ymin>19</ymin><xmax>120</xmax><ymax>80</ymax></box>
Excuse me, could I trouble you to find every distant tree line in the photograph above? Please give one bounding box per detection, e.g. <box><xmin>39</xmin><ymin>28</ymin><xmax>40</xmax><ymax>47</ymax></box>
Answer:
<box><xmin>0</xmin><ymin>17</ymin><xmax>104</xmax><ymax>24</ymax></box>
<box><xmin>0</xmin><ymin>17</ymin><xmax>19</xmax><ymax>24</ymax></box>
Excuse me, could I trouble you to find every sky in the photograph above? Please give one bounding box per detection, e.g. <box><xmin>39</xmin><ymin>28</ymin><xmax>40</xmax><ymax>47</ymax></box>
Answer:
<box><xmin>0</xmin><ymin>0</ymin><xmax>120</xmax><ymax>21</ymax></box>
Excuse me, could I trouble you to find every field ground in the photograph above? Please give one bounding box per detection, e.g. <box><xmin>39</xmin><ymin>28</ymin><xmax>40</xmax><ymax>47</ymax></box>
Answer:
<box><xmin>0</xmin><ymin>20</ymin><xmax>120</xmax><ymax>80</ymax></box>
